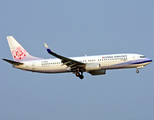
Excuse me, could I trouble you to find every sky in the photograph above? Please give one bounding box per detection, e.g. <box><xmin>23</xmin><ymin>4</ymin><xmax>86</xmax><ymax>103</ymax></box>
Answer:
<box><xmin>0</xmin><ymin>0</ymin><xmax>154</xmax><ymax>120</ymax></box>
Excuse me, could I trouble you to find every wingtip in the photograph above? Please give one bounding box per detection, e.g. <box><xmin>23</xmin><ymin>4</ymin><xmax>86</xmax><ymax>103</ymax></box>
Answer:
<box><xmin>44</xmin><ymin>43</ymin><xmax>52</xmax><ymax>53</ymax></box>
<box><xmin>44</xmin><ymin>43</ymin><xmax>49</xmax><ymax>48</ymax></box>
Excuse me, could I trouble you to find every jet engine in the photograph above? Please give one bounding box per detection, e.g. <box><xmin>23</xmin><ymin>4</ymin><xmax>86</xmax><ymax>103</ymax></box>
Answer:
<box><xmin>85</xmin><ymin>63</ymin><xmax>101</xmax><ymax>71</ymax></box>
<box><xmin>89</xmin><ymin>69</ymin><xmax>106</xmax><ymax>75</ymax></box>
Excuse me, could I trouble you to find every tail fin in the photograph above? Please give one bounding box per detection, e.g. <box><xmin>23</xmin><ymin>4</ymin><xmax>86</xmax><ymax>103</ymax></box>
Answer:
<box><xmin>7</xmin><ymin>36</ymin><xmax>42</xmax><ymax>62</ymax></box>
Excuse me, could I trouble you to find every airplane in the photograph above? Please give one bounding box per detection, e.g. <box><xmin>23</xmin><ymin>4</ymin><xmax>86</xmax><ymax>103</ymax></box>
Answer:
<box><xmin>3</xmin><ymin>36</ymin><xmax>152</xmax><ymax>79</ymax></box>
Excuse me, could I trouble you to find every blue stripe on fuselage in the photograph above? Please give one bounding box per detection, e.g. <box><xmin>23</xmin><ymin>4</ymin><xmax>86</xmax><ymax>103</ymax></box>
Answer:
<box><xmin>113</xmin><ymin>58</ymin><xmax>152</xmax><ymax>66</ymax></box>
<box><xmin>131</xmin><ymin>59</ymin><xmax>152</xmax><ymax>64</ymax></box>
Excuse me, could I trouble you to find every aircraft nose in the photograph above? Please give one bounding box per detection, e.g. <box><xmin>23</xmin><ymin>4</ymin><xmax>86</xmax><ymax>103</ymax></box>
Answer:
<box><xmin>147</xmin><ymin>58</ymin><xmax>152</xmax><ymax>63</ymax></box>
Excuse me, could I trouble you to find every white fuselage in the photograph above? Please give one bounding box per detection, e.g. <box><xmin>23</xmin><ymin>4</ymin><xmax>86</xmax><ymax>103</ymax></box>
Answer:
<box><xmin>4</xmin><ymin>36</ymin><xmax>152</xmax><ymax>79</ymax></box>
<box><xmin>14</xmin><ymin>53</ymin><xmax>152</xmax><ymax>73</ymax></box>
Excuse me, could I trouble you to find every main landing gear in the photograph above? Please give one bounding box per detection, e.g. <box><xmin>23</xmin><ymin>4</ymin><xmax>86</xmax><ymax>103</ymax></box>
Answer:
<box><xmin>76</xmin><ymin>72</ymin><xmax>84</xmax><ymax>79</ymax></box>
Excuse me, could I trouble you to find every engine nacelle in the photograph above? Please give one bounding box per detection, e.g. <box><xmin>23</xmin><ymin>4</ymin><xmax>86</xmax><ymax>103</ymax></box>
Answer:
<box><xmin>89</xmin><ymin>70</ymin><xmax>106</xmax><ymax>75</ymax></box>
<box><xmin>85</xmin><ymin>63</ymin><xmax>101</xmax><ymax>71</ymax></box>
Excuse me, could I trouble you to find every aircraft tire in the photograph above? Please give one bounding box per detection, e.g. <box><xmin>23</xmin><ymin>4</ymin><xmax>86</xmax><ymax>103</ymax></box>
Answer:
<box><xmin>136</xmin><ymin>70</ymin><xmax>139</xmax><ymax>73</ymax></box>
<box><xmin>79</xmin><ymin>75</ymin><xmax>84</xmax><ymax>79</ymax></box>
<box><xmin>76</xmin><ymin>72</ymin><xmax>80</xmax><ymax>77</ymax></box>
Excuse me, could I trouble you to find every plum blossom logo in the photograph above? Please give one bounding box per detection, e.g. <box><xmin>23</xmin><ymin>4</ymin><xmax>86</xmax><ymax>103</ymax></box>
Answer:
<box><xmin>12</xmin><ymin>47</ymin><xmax>26</xmax><ymax>59</ymax></box>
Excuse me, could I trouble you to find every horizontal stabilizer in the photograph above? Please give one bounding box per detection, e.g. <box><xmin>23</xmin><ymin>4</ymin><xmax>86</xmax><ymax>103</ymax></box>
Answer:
<box><xmin>2</xmin><ymin>59</ymin><xmax>23</xmax><ymax>65</ymax></box>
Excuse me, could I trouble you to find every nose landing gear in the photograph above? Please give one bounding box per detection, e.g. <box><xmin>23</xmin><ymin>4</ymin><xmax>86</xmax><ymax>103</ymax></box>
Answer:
<box><xmin>136</xmin><ymin>66</ymin><xmax>144</xmax><ymax>73</ymax></box>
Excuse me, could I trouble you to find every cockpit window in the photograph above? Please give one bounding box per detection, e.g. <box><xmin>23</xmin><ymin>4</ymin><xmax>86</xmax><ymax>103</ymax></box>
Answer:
<box><xmin>140</xmin><ymin>56</ymin><xmax>146</xmax><ymax>58</ymax></box>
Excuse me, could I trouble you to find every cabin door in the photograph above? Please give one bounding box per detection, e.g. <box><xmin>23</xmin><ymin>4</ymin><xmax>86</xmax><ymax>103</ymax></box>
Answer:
<box><xmin>32</xmin><ymin>62</ymin><xmax>35</xmax><ymax>69</ymax></box>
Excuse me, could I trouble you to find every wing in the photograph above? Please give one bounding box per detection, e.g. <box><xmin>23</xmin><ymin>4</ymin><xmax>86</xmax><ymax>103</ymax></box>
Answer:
<box><xmin>44</xmin><ymin>43</ymin><xmax>86</xmax><ymax>69</ymax></box>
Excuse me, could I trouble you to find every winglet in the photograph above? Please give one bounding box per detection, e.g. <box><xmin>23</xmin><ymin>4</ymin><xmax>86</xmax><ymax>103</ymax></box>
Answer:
<box><xmin>44</xmin><ymin>43</ymin><xmax>52</xmax><ymax>53</ymax></box>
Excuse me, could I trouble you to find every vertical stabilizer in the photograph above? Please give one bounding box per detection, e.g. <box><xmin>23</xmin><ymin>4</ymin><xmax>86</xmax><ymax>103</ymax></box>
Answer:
<box><xmin>7</xmin><ymin>36</ymin><xmax>42</xmax><ymax>62</ymax></box>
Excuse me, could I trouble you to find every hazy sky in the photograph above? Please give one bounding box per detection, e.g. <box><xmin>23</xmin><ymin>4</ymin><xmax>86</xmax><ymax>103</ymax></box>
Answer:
<box><xmin>0</xmin><ymin>0</ymin><xmax>154</xmax><ymax>120</ymax></box>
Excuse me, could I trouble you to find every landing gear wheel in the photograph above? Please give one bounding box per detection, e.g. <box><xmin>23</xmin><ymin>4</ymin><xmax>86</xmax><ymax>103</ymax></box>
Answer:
<box><xmin>75</xmin><ymin>70</ymin><xmax>84</xmax><ymax>79</ymax></box>
<box><xmin>76</xmin><ymin>72</ymin><xmax>80</xmax><ymax>77</ymax></box>
<box><xmin>136</xmin><ymin>70</ymin><xmax>139</xmax><ymax>73</ymax></box>
<box><xmin>79</xmin><ymin>75</ymin><xmax>84</xmax><ymax>79</ymax></box>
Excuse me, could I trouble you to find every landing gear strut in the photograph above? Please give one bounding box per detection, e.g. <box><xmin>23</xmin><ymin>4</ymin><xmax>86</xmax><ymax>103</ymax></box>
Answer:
<box><xmin>76</xmin><ymin>72</ymin><xmax>84</xmax><ymax>79</ymax></box>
